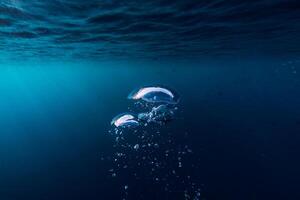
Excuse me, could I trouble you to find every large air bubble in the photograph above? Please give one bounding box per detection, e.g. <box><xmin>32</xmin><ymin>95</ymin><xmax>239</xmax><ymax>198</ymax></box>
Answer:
<box><xmin>111</xmin><ymin>113</ymin><xmax>139</xmax><ymax>128</ymax></box>
<box><xmin>128</xmin><ymin>86</ymin><xmax>179</xmax><ymax>104</ymax></box>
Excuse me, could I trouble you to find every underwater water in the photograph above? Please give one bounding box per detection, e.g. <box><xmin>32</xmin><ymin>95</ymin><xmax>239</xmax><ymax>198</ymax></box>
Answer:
<box><xmin>0</xmin><ymin>60</ymin><xmax>299</xmax><ymax>200</ymax></box>
<box><xmin>1</xmin><ymin>1</ymin><xmax>300</xmax><ymax>200</ymax></box>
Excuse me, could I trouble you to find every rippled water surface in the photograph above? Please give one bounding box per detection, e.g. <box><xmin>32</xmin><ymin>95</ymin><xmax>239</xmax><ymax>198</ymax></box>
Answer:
<box><xmin>0</xmin><ymin>0</ymin><xmax>300</xmax><ymax>60</ymax></box>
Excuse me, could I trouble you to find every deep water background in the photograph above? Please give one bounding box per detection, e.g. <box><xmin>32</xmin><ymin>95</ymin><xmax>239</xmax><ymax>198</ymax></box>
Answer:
<box><xmin>0</xmin><ymin>59</ymin><xmax>299</xmax><ymax>200</ymax></box>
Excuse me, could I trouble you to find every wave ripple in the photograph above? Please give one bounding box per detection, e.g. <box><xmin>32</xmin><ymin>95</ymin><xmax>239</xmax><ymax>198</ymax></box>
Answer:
<box><xmin>0</xmin><ymin>0</ymin><xmax>299</xmax><ymax>60</ymax></box>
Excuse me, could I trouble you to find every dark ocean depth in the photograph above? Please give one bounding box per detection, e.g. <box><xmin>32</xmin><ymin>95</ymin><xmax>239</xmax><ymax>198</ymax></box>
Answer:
<box><xmin>0</xmin><ymin>1</ymin><xmax>300</xmax><ymax>200</ymax></box>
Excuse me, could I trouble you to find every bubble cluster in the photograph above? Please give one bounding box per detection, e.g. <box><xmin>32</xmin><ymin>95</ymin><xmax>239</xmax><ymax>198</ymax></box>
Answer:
<box><xmin>138</xmin><ymin>105</ymin><xmax>177</xmax><ymax>124</ymax></box>
<box><xmin>112</xmin><ymin>86</ymin><xmax>179</xmax><ymax>127</ymax></box>
<box><xmin>107</xmin><ymin>86</ymin><xmax>201</xmax><ymax>199</ymax></box>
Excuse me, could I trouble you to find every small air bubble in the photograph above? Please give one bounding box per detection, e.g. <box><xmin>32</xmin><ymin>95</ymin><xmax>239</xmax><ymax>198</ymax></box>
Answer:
<box><xmin>134</xmin><ymin>144</ymin><xmax>139</xmax><ymax>150</ymax></box>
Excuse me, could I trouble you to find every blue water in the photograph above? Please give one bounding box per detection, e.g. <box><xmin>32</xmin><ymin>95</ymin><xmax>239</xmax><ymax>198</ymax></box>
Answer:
<box><xmin>0</xmin><ymin>60</ymin><xmax>299</xmax><ymax>200</ymax></box>
<box><xmin>1</xmin><ymin>1</ymin><xmax>300</xmax><ymax>200</ymax></box>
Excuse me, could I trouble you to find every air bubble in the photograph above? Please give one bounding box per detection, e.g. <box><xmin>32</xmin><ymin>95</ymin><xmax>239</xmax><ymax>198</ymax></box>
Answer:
<box><xmin>111</xmin><ymin>113</ymin><xmax>139</xmax><ymax>128</ymax></box>
<box><xmin>128</xmin><ymin>86</ymin><xmax>179</xmax><ymax>104</ymax></box>
<box><xmin>133</xmin><ymin>144</ymin><xmax>139</xmax><ymax>150</ymax></box>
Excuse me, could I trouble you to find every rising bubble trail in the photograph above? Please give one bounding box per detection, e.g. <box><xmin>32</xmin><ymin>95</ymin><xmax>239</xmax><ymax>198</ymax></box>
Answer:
<box><xmin>107</xmin><ymin>85</ymin><xmax>201</xmax><ymax>199</ymax></box>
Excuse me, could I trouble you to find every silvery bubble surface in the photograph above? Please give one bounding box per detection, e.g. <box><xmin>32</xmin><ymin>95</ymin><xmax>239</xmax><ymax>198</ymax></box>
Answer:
<box><xmin>111</xmin><ymin>113</ymin><xmax>139</xmax><ymax>128</ymax></box>
<box><xmin>128</xmin><ymin>86</ymin><xmax>180</xmax><ymax>104</ymax></box>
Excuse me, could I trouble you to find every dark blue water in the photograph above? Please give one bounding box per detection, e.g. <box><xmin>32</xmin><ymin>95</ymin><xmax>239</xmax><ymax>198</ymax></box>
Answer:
<box><xmin>0</xmin><ymin>60</ymin><xmax>299</xmax><ymax>200</ymax></box>
<box><xmin>1</xmin><ymin>0</ymin><xmax>300</xmax><ymax>60</ymax></box>
<box><xmin>1</xmin><ymin>1</ymin><xmax>300</xmax><ymax>200</ymax></box>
